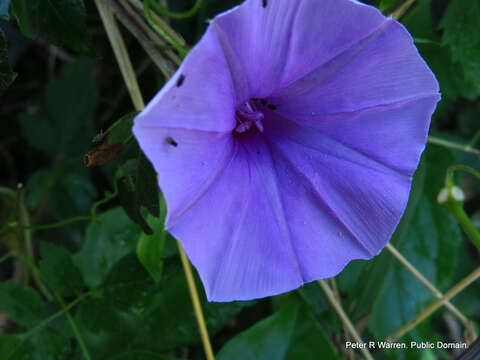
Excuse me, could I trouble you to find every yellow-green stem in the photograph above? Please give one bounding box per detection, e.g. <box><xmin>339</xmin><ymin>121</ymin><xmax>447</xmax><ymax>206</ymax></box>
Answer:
<box><xmin>387</xmin><ymin>267</ymin><xmax>480</xmax><ymax>342</ymax></box>
<box><xmin>55</xmin><ymin>293</ymin><xmax>92</xmax><ymax>360</ymax></box>
<box><xmin>318</xmin><ymin>280</ymin><xmax>374</xmax><ymax>360</ymax></box>
<box><xmin>178</xmin><ymin>241</ymin><xmax>215</xmax><ymax>360</ymax></box>
<box><xmin>445</xmin><ymin>201</ymin><xmax>480</xmax><ymax>253</ymax></box>
<box><xmin>94</xmin><ymin>3</ymin><xmax>214</xmax><ymax>358</ymax></box>
<box><xmin>144</xmin><ymin>0</ymin><xmax>188</xmax><ymax>58</ymax></box>
<box><xmin>94</xmin><ymin>0</ymin><xmax>145</xmax><ymax>110</ymax></box>
<box><xmin>428</xmin><ymin>136</ymin><xmax>480</xmax><ymax>157</ymax></box>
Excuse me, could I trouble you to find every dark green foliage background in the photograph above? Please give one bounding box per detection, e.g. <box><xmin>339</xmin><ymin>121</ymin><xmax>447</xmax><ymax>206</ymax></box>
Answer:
<box><xmin>0</xmin><ymin>0</ymin><xmax>479</xmax><ymax>359</ymax></box>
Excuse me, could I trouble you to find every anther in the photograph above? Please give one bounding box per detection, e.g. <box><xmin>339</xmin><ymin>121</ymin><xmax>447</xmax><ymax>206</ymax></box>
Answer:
<box><xmin>262</xmin><ymin>0</ymin><xmax>267</xmax><ymax>8</ymax></box>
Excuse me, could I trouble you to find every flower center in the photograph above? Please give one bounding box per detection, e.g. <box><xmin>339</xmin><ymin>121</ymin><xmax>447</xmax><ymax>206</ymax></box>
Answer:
<box><xmin>233</xmin><ymin>99</ymin><xmax>265</xmax><ymax>135</ymax></box>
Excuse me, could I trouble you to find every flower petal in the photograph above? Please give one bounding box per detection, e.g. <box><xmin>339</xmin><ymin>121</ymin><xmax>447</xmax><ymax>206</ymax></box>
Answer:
<box><xmin>271</xmin><ymin>18</ymin><xmax>439</xmax><ymax>115</ymax></box>
<box><xmin>265</xmin><ymin>95</ymin><xmax>440</xmax><ymax>177</ymax></box>
<box><xmin>261</xmin><ymin>114</ymin><xmax>415</xmax><ymax>279</ymax></box>
<box><xmin>133</xmin><ymin>125</ymin><xmax>235</xmax><ymax>228</ymax></box>
<box><xmin>264</xmin><ymin>134</ymin><xmax>411</xmax><ymax>281</ymax></box>
<box><xmin>278</xmin><ymin>0</ymin><xmax>388</xmax><ymax>87</ymax></box>
<box><xmin>133</xmin><ymin>26</ymin><xmax>240</xmax><ymax>225</ymax></box>
<box><xmin>211</xmin><ymin>0</ymin><xmax>302</xmax><ymax>100</ymax></box>
<box><xmin>169</xmin><ymin>138</ymin><xmax>305</xmax><ymax>302</ymax></box>
<box><xmin>134</xmin><ymin>27</ymin><xmax>235</xmax><ymax>132</ymax></box>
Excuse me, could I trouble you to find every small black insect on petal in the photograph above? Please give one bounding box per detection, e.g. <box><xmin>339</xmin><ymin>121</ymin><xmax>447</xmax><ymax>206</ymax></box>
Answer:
<box><xmin>176</xmin><ymin>74</ymin><xmax>185</xmax><ymax>87</ymax></box>
<box><xmin>262</xmin><ymin>0</ymin><xmax>267</xmax><ymax>8</ymax></box>
<box><xmin>166</xmin><ymin>137</ymin><xmax>178</xmax><ymax>147</ymax></box>
<box><xmin>267</xmin><ymin>104</ymin><xmax>277</xmax><ymax>110</ymax></box>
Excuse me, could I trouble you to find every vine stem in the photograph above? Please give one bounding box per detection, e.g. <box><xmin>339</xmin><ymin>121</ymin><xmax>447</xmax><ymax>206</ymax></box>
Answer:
<box><xmin>6</xmin><ymin>293</ymin><xmax>90</xmax><ymax>360</ymax></box>
<box><xmin>329</xmin><ymin>278</ymin><xmax>355</xmax><ymax>360</ymax></box>
<box><xmin>0</xmin><ymin>185</ymin><xmax>52</xmax><ymax>300</ymax></box>
<box><xmin>390</xmin><ymin>0</ymin><xmax>416</xmax><ymax>20</ymax></box>
<box><xmin>178</xmin><ymin>241</ymin><xmax>215</xmax><ymax>360</ymax></box>
<box><xmin>317</xmin><ymin>280</ymin><xmax>374</xmax><ymax>360</ymax></box>
<box><xmin>54</xmin><ymin>293</ymin><xmax>92</xmax><ymax>360</ymax></box>
<box><xmin>385</xmin><ymin>244</ymin><xmax>475</xmax><ymax>333</ymax></box>
<box><xmin>387</xmin><ymin>266</ymin><xmax>480</xmax><ymax>342</ymax></box>
<box><xmin>445</xmin><ymin>201</ymin><xmax>480</xmax><ymax>253</ymax></box>
<box><xmin>93</xmin><ymin>2</ymin><xmax>214</xmax><ymax>359</ymax></box>
<box><xmin>428</xmin><ymin>136</ymin><xmax>480</xmax><ymax>157</ymax></box>
<box><xmin>94</xmin><ymin>0</ymin><xmax>145</xmax><ymax>110</ymax></box>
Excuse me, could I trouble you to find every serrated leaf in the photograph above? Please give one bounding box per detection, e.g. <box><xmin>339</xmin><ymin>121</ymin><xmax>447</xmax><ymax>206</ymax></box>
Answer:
<box><xmin>0</xmin><ymin>281</ymin><xmax>45</xmax><ymax>328</ymax></box>
<box><xmin>39</xmin><ymin>243</ymin><xmax>84</xmax><ymax>297</ymax></box>
<box><xmin>0</xmin><ymin>27</ymin><xmax>17</xmax><ymax>95</ymax></box>
<box><xmin>440</xmin><ymin>0</ymin><xmax>480</xmax><ymax>94</ymax></box>
<box><xmin>19</xmin><ymin>58</ymin><xmax>97</xmax><ymax>156</ymax></box>
<box><xmin>74</xmin><ymin>207</ymin><xmax>141</xmax><ymax>288</ymax></box>
<box><xmin>10</xmin><ymin>0</ymin><xmax>91</xmax><ymax>54</ymax></box>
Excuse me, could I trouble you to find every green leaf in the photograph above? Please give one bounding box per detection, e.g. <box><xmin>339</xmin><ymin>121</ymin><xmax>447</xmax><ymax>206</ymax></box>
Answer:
<box><xmin>0</xmin><ymin>27</ymin><xmax>17</xmax><ymax>95</ymax></box>
<box><xmin>217</xmin><ymin>300</ymin><xmax>339</xmax><ymax>360</ymax></box>
<box><xmin>109</xmin><ymin>352</ymin><xmax>180</xmax><ymax>360</ymax></box>
<box><xmin>19</xmin><ymin>57</ymin><xmax>97</xmax><ymax>156</ymax></box>
<box><xmin>286</xmin><ymin>305</ymin><xmax>340</xmax><ymax>360</ymax></box>
<box><xmin>0</xmin><ymin>0</ymin><xmax>10</xmax><ymax>19</ymax></box>
<box><xmin>118</xmin><ymin>174</ymin><xmax>152</xmax><ymax>234</ymax></box>
<box><xmin>39</xmin><ymin>243</ymin><xmax>84</xmax><ymax>297</ymax></box>
<box><xmin>368</xmin><ymin>146</ymin><xmax>462</xmax><ymax>356</ymax></box>
<box><xmin>10</xmin><ymin>0</ymin><xmax>91</xmax><ymax>54</ymax></box>
<box><xmin>136</xmin><ymin>214</ymin><xmax>167</xmax><ymax>283</ymax></box>
<box><xmin>402</xmin><ymin>0</ymin><xmax>477</xmax><ymax>110</ymax></box>
<box><xmin>74</xmin><ymin>207</ymin><xmax>141</xmax><ymax>288</ymax></box>
<box><xmin>440</xmin><ymin>0</ymin><xmax>480</xmax><ymax>95</ymax></box>
<box><xmin>217</xmin><ymin>304</ymin><xmax>299</xmax><ymax>360</ymax></box>
<box><xmin>26</xmin><ymin>164</ymin><xmax>97</xmax><ymax>219</ymax></box>
<box><xmin>0</xmin><ymin>281</ymin><xmax>45</xmax><ymax>328</ymax></box>
<box><xmin>31</xmin><ymin>327</ymin><xmax>72</xmax><ymax>360</ymax></box>
<box><xmin>104</xmin><ymin>112</ymin><xmax>137</xmax><ymax>146</ymax></box>
<box><xmin>76</xmin><ymin>258</ymin><xmax>251</xmax><ymax>358</ymax></box>
<box><xmin>136</xmin><ymin>152</ymin><xmax>160</xmax><ymax>218</ymax></box>
<box><xmin>379</xmin><ymin>0</ymin><xmax>401</xmax><ymax>12</ymax></box>
<box><xmin>0</xmin><ymin>335</ymin><xmax>32</xmax><ymax>360</ymax></box>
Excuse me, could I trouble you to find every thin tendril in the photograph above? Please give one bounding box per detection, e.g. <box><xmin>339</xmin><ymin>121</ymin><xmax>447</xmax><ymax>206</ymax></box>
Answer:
<box><xmin>446</xmin><ymin>165</ymin><xmax>480</xmax><ymax>186</ymax></box>
<box><xmin>144</xmin><ymin>0</ymin><xmax>188</xmax><ymax>58</ymax></box>
<box><xmin>149</xmin><ymin>0</ymin><xmax>203</xmax><ymax>19</ymax></box>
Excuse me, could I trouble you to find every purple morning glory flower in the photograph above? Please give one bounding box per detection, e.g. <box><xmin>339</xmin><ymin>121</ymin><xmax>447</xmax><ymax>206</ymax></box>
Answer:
<box><xmin>133</xmin><ymin>0</ymin><xmax>440</xmax><ymax>301</ymax></box>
